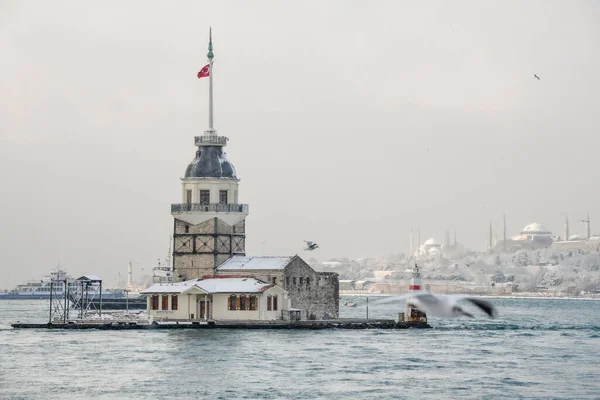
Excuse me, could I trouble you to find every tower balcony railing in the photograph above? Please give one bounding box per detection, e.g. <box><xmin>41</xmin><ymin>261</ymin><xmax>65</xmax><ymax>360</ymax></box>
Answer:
<box><xmin>171</xmin><ymin>203</ymin><xmax>248</xmax><ymax>213</ymax></box>
<box><xmin>195</xmin><ymin>135</ymin><xmax>228</xmax><ymax>146</ymax></box>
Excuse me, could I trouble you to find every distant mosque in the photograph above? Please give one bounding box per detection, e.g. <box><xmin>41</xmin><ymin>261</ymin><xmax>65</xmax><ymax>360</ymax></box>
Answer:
<box><xmin>492</xmin><ymin>214</ymin><xmax>600</xmax><ymax>253</ymax></box>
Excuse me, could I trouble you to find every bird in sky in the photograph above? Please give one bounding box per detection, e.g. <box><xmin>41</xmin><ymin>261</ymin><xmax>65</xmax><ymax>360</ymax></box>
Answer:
<box><xmin>382</xmin><ymin>292</ymin><xmax>497</xmax><ymax>318</ymax></box>
<box><xmin>534</xmin><ymin>74</ymin><xmax>540</xmax><ymax>80</ymax></box>
<box><xmin>304</xmin><ymin>241</ymin><xmax>319</xmax><ymax>251</ymax></box>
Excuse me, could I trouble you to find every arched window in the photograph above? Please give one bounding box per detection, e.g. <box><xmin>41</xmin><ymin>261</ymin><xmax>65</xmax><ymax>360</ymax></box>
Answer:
<box><xmin>267</xmin><ymin>295</ymin><xmax>272</xmax><ymax>311</ymax></box>
<box><xmin>273</xmin><ymin>295</ymin><xmax>278</xmax><ymax>311</ymax></box>
<box><xmin>249</xmin><ymin>295</ymin><xmax>257</xmax><ymax>310</ymax></box>
<box><xmin>228</xmin><ymin>295</ymin><xmax>237</xmax><ymax>310</ymax></box>
<box><xmin>185</xmin><ymin>225</ymin><xmax>190</xmax><ymax>233</ymax></box>
<box><xmin>239</xmin><ymin>295</ymin><xmax>246</xmax><ymax>310</ymax></box>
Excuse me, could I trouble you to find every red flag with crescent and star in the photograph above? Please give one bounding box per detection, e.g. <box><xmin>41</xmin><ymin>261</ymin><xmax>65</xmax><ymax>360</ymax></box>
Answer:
<box><xmin>197</xmin><ymin>64</ymin><xmax>210</xmax><ymax>79</ymax></box>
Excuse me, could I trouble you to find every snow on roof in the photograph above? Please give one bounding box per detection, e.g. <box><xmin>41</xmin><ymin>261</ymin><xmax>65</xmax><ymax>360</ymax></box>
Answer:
<box><xmin>76</xmin><ymin>275</ymin><xmax>102</xmax><ymax>282</ymax></box>
<box><xmin>141</xmin><ymin>280</ymin><xmax>200</xmax><ymax>294</ymax></box>
<box><xmin>521</xmin><ymin>223</ymin><xmax>551</xmax><ymax>234</ymax></box>
<box><xmin>424</xmin><ymin>238</ymin><xmax>439</xmax><ymax>246</ymax></box>
<box><xmin>217</xmin><ymin>255</ymin><xmax>293</xmax><ymax>271</ymax></box>
<box><xmin>196</xmin><ymin>278</ymin><xmax>275</xmax><ymax>293</ymax></box>
<box><xmin>142</xmin><ymin>277</ymin><xmax>279</xmax><ymax>295</ymax></box>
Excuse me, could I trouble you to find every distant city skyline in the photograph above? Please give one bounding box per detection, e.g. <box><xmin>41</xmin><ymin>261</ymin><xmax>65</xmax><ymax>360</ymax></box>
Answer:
<box><xmin>1</xmin><ymin>1</ymin><xmax>599</xmax><ymax>288</ymax></box>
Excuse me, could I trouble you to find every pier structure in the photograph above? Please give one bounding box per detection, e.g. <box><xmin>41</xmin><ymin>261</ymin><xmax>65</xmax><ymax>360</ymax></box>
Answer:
<box><xmin>171</xmin><ymin>28</ymin><xmax>248</xmax><ymax>281</ymax></box>
<box><xmin>48</xmin><ymin>275</ymin><xmax>104</xmax><ymax>323</ymax></box>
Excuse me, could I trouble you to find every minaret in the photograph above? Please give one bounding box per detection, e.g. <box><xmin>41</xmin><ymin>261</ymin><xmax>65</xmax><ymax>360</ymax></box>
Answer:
<box><xmin>565</xmin><ymin>216</ymin><xmax>569</xmax><ymax>241</ymax></box>
<box><xmin>171</xmin><ymin>29</ymin><xmax>248</xmax><ymax>281</ymax></box>
<box><xmin>127</xmin><ymin>261</ymin><xmax>133</xmax><ymax>289</ymax></box>
<box><xmin>503</xmin><ymin>214</ymin><xmax>507</xmax><ymax>251</ymax></box>
<box><xmin>583</xmin><ymin>214</ymin><xmax>591</xmax><ymax>239</ymax></box>
<box><xmin>488</xmin><ymin>221</ymin><xmax>493</xmax><ymax>252</ymax></box>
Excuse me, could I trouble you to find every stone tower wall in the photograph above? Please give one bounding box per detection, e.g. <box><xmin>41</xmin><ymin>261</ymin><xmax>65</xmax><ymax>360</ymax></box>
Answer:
<box><xmin>173</xmin><ymin>218</ymin><xmax>245</xmax><ymax>281</ymax></box>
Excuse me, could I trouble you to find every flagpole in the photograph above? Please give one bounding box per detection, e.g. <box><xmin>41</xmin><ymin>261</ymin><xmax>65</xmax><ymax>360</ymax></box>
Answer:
<box><xmin>207</xmin><ymin>27</ymin><xmax>214</xmax><ymax>133</ymax></box>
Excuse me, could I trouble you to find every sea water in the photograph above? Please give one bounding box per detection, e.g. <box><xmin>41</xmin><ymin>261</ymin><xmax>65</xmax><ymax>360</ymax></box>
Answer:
<box><xmin>1</xmin><ymin>297</ymin><xmax>599</xmax><ymax>399</ymax></box>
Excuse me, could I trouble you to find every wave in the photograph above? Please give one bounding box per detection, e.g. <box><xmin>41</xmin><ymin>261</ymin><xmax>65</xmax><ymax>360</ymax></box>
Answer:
<box><xmin>433</xmin><ymin>323</ymin><xmax>600</xmax><ymax>331</ymax></box>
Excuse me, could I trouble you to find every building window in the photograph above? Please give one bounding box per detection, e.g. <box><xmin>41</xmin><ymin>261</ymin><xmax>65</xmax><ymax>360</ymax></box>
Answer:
<box><xmin>171</xmin><ymin>295</ymin><xmax>178</xmax><ymax>310</ymax></box>
<box><xmin>292</xmin><ymin>277</ymin><xmax>296</xmax><ymax>285</ymax></box>
<box><xmin>273</xmin><ymin>295</ymin><xmax>278</xmax><ymax>311</ymax></box>
<box><xmin>272</xmin><ymin>277</ymin><xmax>277</xmax><ymax>284</ymax></box>
<box><xmin>249</xmin><ymin>295</ymin><xmax>257</xmax><ymax>310</ymax></box>
<box><xmin>186</xmin><ymin>190</ymin><xmax>192</xmax><ymax>204</ymax></box>
<box><xmin>229</xmin><ymin>295</ymin><xmax>237</xmax><ymax>310</ymax></box>
<box><xmin>306</xmin><ymin>277</ymin><xmax>310</xmax><ymax>286</ymax></box>
<box><xmin>151</xmin><ymin>295</ymin><xmax>159</xmax><ymax>310</ymax></box>
<box><xmin>240</xmin><ymin>295</ymin><xmax>247</xmax><ymax>310</ymax></box>
<box><xmin>219</xmin><ymin>190</ymin><xmax>228</xmax><ymax>204</ymax></box>
<box><xmin>267</xmin><ymin>295</ymin><xmax>272</xmax><ymax>311</ymax></box>
<box><xmin>161</xmin><ymin>295</ymin><xmax>169</xmax><ymax>310</ymax></box>
<box><xmin>286</xmin><ymin>277</ymin><xmax>290</xmax><ymax>287</ymax></box>
<box><xmin>200</xmin><ymin>190</ymin><xmax>210</xmax><ymax>205</ymax></box>
<box><xmin>184</xmin><ymin>225</ymin><xmax>190</xmax><ymax>233</ymax></box>
<box><xmin>299</xmin><ymin>277</ymin><xmax>304</xmax><ymax>285</ymax></box>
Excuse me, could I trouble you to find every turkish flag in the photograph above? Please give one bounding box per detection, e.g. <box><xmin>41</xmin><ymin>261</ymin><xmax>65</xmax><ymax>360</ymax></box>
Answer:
<box><xmin>197</xmin><ymin>64</ymin><xmax>210</xmax><ymax>78</ymax></box>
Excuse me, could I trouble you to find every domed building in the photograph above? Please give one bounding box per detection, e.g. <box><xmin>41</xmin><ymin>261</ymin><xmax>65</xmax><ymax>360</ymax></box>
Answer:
<box><xmin>509</xmin><ymin>222</ymin><xmax>554</xmax><ymax>249</ymax></box>
<box><xmin>416</xmin><ymin>237</ymin><xmax>442</xmax><ymax>257</ymax></box>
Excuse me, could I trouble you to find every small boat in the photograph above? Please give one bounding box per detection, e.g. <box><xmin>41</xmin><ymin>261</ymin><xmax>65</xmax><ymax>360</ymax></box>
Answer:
<box><xmin>343</xmin><ymin>301</ymin><xmax>356</xmax><ymax>307</ymax></box>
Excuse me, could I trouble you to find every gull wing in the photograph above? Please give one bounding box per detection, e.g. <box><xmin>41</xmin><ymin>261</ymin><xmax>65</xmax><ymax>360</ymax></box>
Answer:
<box><xmin>464</xmin><ymin>298</ymin><xmax>498</xmax><ymax>318</ymax></box>
<box><xmin>448</xmin><ymin>295</ymin><xmax>498</xmax><ymax>318</ymax></box>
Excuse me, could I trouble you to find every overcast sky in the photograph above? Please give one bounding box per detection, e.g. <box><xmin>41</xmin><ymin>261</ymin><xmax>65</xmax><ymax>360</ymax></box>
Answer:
<box><xmin>1</xmin><ymin>1</ymin><xmax>599</xmax><ymax>288</ymax></box>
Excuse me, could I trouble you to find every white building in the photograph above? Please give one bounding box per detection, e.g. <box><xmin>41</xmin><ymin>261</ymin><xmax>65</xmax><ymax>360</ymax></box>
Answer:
<box><xmin>142</xmin><ymin>277</ymin><xmax>290</xmax><ymax>321</ymax></box>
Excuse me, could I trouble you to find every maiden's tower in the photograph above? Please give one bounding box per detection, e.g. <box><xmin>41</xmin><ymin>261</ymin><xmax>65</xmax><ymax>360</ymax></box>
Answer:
<box><xmin>170</xmin><ymin>30</ymin><xmax>338</xmax><ymax>319</ymax></box>
<box><xmin>171</xmin><ymin>29</ymin><xmax>248</xmax><ymax>281</ymax></box>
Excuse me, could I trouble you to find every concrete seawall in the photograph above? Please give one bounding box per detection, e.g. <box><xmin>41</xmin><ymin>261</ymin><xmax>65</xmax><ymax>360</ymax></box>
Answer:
<box><xmin>11</xmin><ymin>319</ymin><xmax>430</xmax><ymax>330</ymax></box>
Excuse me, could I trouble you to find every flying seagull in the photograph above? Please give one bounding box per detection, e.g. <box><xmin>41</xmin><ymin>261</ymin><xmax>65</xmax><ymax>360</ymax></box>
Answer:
<box><xmin>304</xmin><ymin>240</ymin><xmax>319</xmax><ymax>251</ymax></box>
<box><xmin>533</xmin><ymin>74</ymin><xmax>540</xmax><ymax>80</ymax></box>
<box><xmin>382</xmin><ymin>292</ymin><xmax>497</xmax><ymax>318</ymax></box>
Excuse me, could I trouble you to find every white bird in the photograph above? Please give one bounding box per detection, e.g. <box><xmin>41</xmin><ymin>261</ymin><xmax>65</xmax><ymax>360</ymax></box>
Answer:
<box><xmin>388</xmin><ymin>292</ymin><xmax>498</xmax><ymax>318</ymax></box>
<box><xmin>304</xmin><ymin>240</ymin><xmax>319</xmax><ymax>251</ymax></box>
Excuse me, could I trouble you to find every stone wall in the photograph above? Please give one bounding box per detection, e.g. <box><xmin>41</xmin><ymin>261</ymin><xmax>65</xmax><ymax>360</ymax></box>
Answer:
<box><xmin>173</xmin><ymin>217</ymin><xmax>246</xmax><ymax>281</ymax></box>
<box><xmin>283</xmin><ymin>257</ymin><xmax>339</xmax><ymax>320</ymax></box>
<box><xmin>214</xmin><ymin>256</ymin><xmax>339</xmax><ymax>320</ymax></box>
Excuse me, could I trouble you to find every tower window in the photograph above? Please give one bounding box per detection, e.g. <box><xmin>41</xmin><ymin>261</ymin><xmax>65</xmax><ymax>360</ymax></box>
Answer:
<box><xmin>272</xmin><ymin>277</ymin><xmax>277</xmax><ymax>284</ymax></box>
<box><xmin>299</xmin><ymin>277</ymin><xmax>304</xmax><ymax>285</ymax></box>
<box><xmin>186</xmin><ymin>190</ymin><xmax>192</xmax><ymax>204</ymax></box>
<box><xmin>184</xmin><ymin>225</ymin><xmax>190</xmax><ymax>233</ymax></box>
<box><xmin>293</xmin><ymin>277</ymin><xmax>296</xmax><ymax>285</ymax></box>
<box><xmin>200</xmin><ymin>190</ymin><xmax>210</xmax><ymax>205</ymax></box>
<box><xmin>219</xmin><ymin>190</ymin><xmax>228</xmax><ymax>204</ymax></box>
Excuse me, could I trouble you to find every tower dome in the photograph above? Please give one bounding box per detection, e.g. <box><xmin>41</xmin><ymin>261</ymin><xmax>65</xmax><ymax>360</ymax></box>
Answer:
<box><xmin>184</xmin><ymin>145</ymin><xmax>237</xmax><ymax>179</ymax></box>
